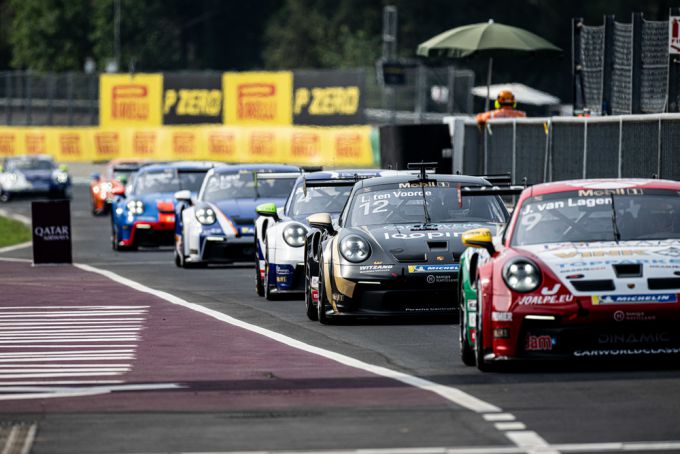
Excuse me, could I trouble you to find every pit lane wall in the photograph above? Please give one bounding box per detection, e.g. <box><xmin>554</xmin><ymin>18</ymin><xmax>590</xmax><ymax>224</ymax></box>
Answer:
<box><xmin>0</xmin><ymin>125</ymin><xmax>377</xmax><ymax>167</ymax></box>
<box><xmin>450</xmin><ymin>113</ymin><xmax>680</xmax><ymax>184</ymax></box>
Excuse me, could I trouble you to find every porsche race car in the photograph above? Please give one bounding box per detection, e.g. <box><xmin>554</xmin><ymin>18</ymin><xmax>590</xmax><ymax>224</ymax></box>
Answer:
<box><xmin>459</xmin><ymin>178</ymin><xmax>680</xmax><ymax>370</ymax></box>
<box><xmin>90</xmin><ymin>159</ymin><xmax>147</xmax><ymax>215</ymax></box>
<box><xmin>111</xmin><ymin>161</ymin><xmax>214</xmax><ymax>250</ymax></box>
<box><xmin>174</xmin><ymin>164</ymin><xmax>299</xmax><ymax>267</ymax></box>
<box><xmin>307</xmin><ymin>164</ymin><xmax>510</xmax><ymax>323</ymax></box>
<box><xmin>0</xmin><ymin>155</ymin><xmax>70</xmax><ymax>202</ymax></box>
<box><xmin>254</xmin><ymin>169</ymin><xmax>387</xmax><ymax>302</ymax></box>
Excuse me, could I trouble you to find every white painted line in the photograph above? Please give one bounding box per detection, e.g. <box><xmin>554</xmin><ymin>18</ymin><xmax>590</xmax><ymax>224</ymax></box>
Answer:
<box><xmin>0</xmin><ymin>312</ymin><xmax>147</xmax><ymax>318</ymax></box>
<box><xmin>505</xmin><ymin>431</ymin><xmax>559</xmax><ymax>454</ymax></box>
<box><xmin>0</xmin><ymin>332</ymin><xmax>140</xmax><ymax>338</ymax></box>
<box><xmin>0</xmin><ymin>349</ymin><xmax>135</xmax><ymax>356</ymax></box>
<box><xmin>0</xmin><ymin>322</ymin><xmax>144</xmax><ymax>326</ymax></box>
<box><xmin>1</xmin><ymin>344</ymin><xmax>138</xmax><ymax>348</ymax></box>
<box><xmin>0</xmin><ymin>380</ymin><xmax>124</xmax><ymax>385</ymax></box>
<box><xmin>0</xmin><ymin>306</ymin><xmax>150</xmax><ymax>309</ymax></box>
<box><xmin>495</xmin><ymin>422</ymin><xmax>527</xmax><ymax>431</ymax></box>
<box><xmin>3</xmin><ymin>425</ymin><xmax>19</xmax><ymax>454</ymax></box>
<box><xmin>0</xmin><ymin>357</ymin><xmax>134</xmax><ymax>363</ymax></box>
<box><xmin>0</xmin><ymin>318</ymin><xmax>145</xmax><ymax>322</ymax></box>
<box><xmin>484</xmin><ymin>413</ymin><xmax>516</xmax><ymax>422</ymax></box>
<box><xmin>0</xmin><ymin>329</ymin><xmax>141</xmax><ymax>334</ymax></box>
<box><xmin>0</xmin><ymin>372</ymin><xmax>125</xmax><ymax>379</ymax></box>
<box><xmin>0</xmin><ymin>257</ymin><xmax>32</xmax><ymax>263</ymax></box>
<box><xmin>0</xmin><ymin>310</ymin><xmax>147</xmax><ymax>315</ymax></box>
<box><xmin>0</xmin><ymin>368</ymin><xmax>129</xmax><ymax>373</ymax></box>
<box><xmin>75</xmin><ymin>263</ymin><xmax>502</xmax><ymax>414</ymax></box>
<box><xmin>0</xmin><ymin>208</ymin><xmax>30</xmax><ymax>225</ymax></box>
<box><xmin>19</xmin><ymin>423</ymin><xmax>37</xmax><ymax>454</ymax></box>
<box><xmin>0</xmin><ymin>364</ymin><xmax>130</xmax><ymax>369</ymax></box>
<box><xmin>0</xmin><ymin>242</ymin><xmax>32</xmax><ymax>254</ymax></box>
<box><xmin>0</xmin><ymin>382</ymin><xmax>183</xmax><ymax>401</ymax></box>
<box><xmin>0</xmin><ymin>338</ymin><xmax>139</xmax><ymax>343</ymax></box>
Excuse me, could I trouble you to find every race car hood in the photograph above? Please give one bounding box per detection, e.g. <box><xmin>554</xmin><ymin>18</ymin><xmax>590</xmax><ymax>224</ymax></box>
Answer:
<box><xmin>214</xmin><ymin>197</ymin><xmax>287</xmax><ymax>225</ymax></box>
<box><xmin>352</xmin><ymin>222</ymin><xmax>504</xmax><ymax>263</ymax></box>
<box><xmin>17</xmin><ymin>169</ymin><xmax>54</xmax><ymax>182</ymax></box>
<box><xmin>516</xmin><ymin>240</ymin><xmax>680</xmax><ymax>299</ymax></box>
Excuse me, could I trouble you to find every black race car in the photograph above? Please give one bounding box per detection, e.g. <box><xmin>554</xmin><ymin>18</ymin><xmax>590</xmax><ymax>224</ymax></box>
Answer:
<box><xmin>305</xmin><ymin>164</ymin><xmax>511</xmax><ymax>324</ymax></box>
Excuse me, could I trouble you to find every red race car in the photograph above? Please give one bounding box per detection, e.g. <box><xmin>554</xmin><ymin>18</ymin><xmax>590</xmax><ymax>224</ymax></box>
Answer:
<box><xmin>90</xmin><ymin>159</ymin><xmax>147</xmax><ymax>215</ymax></box>
<box><xmin>459</xmin><ymin>179</ymin><xmax>680</xmax><ymax>370</ymax></box>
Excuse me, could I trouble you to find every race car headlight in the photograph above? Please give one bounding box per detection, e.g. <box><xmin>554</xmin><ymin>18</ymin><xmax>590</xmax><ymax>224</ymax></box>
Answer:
<box><xmin>503</xmin><ymin>258</ymin><xmax>541</xmax><ymax>293</ymax></box>
<box><xmin>53</xmin><ymin>171</ymin><xmax>69</xmax><ymax>184</ymax></box>
<box><xmin>283</xmin><ymin>224</ymin><xmax>308</xmax><ymax>247</ymax></box>
<box><xmin>126</xmin><ymin>200</ymin><xmax>144</xmax><ymax>215</ymax></box>
<box><xmin>340</xmin><ymin>235</ymin><xmax>371</xmax><ymax>263</ymax></box>
<box><xmin>196</xmin><ymin>207</ymin><xmax>216</xmax><ymax>225</ymax></box>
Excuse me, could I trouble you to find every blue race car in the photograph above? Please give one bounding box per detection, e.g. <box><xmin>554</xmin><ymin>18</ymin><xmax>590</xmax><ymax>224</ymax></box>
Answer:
<box><xmin>0</xmin><ymin>155</ymin><xmax>70</xmax><ymax>202</ymax></box>
<box><xmin>111</xmin><ymin>161</ymin><xmax>215</xmax><ymax>251</ymax></box>
<box><xmin>174</xmin><ymin>164</ymin><xmax>300</xmax><ymax>267</ymax></box>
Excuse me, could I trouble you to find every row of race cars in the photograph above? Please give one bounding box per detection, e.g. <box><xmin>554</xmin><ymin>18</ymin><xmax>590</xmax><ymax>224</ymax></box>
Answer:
<box><xmin>87</xmin><ymin>158</ymin><xmax>680</xmax><ymax>370</ymax></box>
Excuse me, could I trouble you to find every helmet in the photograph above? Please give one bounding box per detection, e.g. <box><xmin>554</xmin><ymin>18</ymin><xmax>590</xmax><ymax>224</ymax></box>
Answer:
<box><xmin>495</xmin><ymin>90</ymin><xmax>516</xmax><ymax>109</ymax></box>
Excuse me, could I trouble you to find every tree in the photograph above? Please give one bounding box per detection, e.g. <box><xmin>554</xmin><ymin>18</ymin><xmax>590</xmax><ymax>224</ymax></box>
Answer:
<box><xmin>8</xmin><ymin>0</ymin><xmax>92</xmax><ymax>71</ymax></box>
<box><xmin>90</xmin><ymin>0</ymin><xmax>183</xmax><ymax>71</ymax></box>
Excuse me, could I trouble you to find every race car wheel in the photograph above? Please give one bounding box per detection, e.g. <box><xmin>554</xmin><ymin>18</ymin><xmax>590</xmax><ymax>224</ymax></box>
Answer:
<box><xmin>263</xmin><ymin>262</ymin><xmax>277</xmax><ymax>301</ymax></box>
<box><xmin>0</xmin><ymin>191</ymin><xmax>10</xmax><ymax>203</ymax></box>
<box><xmin>317</xmin><ymin>259</ymin><xmax>333</xmax><ymax>325</ymax></box>
<box><xmin>255</xmin><ymin>236</ymin><xmax>264</xmax><ymax>297</ymax></box>
<box><xmin>458</xmin><ymin>280</ymin><xmax>475</xmax><ymax>367</ymax></box>
<box><xmin>474</xmin><ymin>283</ymin><xmax>493</xmax><ymax>372</ymax></box>
<box><xmin>174</xmin><ymin>248</ymin><xmax>183</xmax><ymax>267</ymax></box>
<box><xmin>304</xmin><ymin>242</ymin><xmax>318</xmax><ymax>321</ymax></box>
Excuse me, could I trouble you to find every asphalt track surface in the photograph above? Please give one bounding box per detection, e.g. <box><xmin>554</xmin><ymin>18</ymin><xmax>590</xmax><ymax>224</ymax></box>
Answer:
<box><xmin>1</xmin><ymin>185</ymin><xmax>680</xmax><ymax>454</ymax></box>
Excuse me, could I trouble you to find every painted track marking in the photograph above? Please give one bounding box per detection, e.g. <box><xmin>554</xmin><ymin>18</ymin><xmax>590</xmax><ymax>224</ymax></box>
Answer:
<box><xmin>74</xmin><ymin>262</ymin><xmax>558</xmax><ymax>452</ymax></box>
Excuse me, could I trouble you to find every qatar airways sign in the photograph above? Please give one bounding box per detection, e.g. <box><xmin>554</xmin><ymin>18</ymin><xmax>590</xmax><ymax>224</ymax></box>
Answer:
<box><xmin>31</xmin><ymin>200</ymin><xmax>72</xmax><ymax>264</ymax></box>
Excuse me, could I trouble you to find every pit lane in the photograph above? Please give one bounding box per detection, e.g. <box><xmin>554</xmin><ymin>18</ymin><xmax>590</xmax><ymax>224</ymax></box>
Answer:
<box><xmin>1</xmin><ymin>183</ymin><xmax>680</xmax><ymax>453</ymax></box>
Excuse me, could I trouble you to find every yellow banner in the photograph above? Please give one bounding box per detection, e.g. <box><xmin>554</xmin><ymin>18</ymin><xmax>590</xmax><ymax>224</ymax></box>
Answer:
<box><xmin>100</xmin><ymin>74</ymin><xmax>163</xmax><ymax>127</ymax></box>
<box><xmin>223</xmin><ymin>72</ymin><xmax>293</xmax><ymax>126</ymax></box>
<box><xmin>0</xmin><ymin>126</ymin><xmax>376</xmax><ymax>167</ymax></box>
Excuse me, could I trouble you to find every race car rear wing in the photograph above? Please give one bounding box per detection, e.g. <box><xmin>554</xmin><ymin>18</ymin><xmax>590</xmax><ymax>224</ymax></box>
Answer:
<box><xmin>302</xmin><ymin>174</ymin><xmax>376</xmax><ymax>195</ymax></box>
<box><xmin>459</xmin><ymin>185</ymin><xmax>526</xmax><ymax>196</ymax></box>
<box><xmin>254</xmin><ymin>172</ymin><xmax>302</xmax><ymax>180</ymax></box>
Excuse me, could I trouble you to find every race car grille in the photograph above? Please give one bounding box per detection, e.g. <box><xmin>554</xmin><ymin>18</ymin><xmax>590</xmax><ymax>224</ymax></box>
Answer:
<box><xmin>203</xmin><ymin>241</ymin><xmax>255</xmax><ymax>262</ymax></box>
<box><xmin>232</xmin><ymin>217</ymin><xmax>254</xmax><ymax>226</ymax></box>
<box><xmin>392</xmin><ymin>252</ymin><xmax>426</xmax><ymax>262</ymax></box>
<box><xmin>135</xmin><ymin>229</ymin><xmax>174</xmax><ymax>247</ymax></box>
<box><xmin>613</xmin><ymin>263</ymin><xmax>642</xmax><ymax>278</ymax></box>
<box><xmin>570</xmin><ymin>279</ymin><xmax>615</xmax><ymax>292</ymax></box>
<box><xmin>648</xmin><ymin>277</ymin><xmax>680</xmax><ymax>290</ymax></box>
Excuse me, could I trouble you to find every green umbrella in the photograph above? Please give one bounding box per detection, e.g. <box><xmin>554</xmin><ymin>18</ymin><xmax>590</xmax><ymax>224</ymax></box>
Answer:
<box><xmin>417</xmin><ymin>20</ymin><xmax>561</xmax><ymax>111</ymax></box>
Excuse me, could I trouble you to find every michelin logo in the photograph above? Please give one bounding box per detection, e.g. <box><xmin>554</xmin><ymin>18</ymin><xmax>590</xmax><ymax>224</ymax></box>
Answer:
<box><xmin>592</xmin><ymin>294</ymin><xmax>677</xmax><ymax>305</ymax></box>
<box><xmin>408</xmin><ymin>264</ymin><xmax>459</xmax><ymax>273</ymax></box>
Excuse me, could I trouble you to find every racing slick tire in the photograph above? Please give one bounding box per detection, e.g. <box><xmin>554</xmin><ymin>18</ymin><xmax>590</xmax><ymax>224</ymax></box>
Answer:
<box><xmin>304</xmin><ymin>243</ymin><xmax>318</xmax><ymax>321</ymax></box>
<box><xmin>474</xmin><ymin>282</ymin><xmax>494</xmax><ymax>372</ymax></box>
<box><xmin>0</xmin><ymin>190</ymin><xmax>10</xmax><ymax>203</ymax></box>
<box><xmin>263</xmin><ymin>262</ymin><xmax>278</xmax><ymax>301</ymax></box>
<box><xmin>459</xmin><ymin>280</ymin><xmax>476</xmax><ymax>367</ymax></box>
<box><xmin>255</xmin><ymin>236</ymin><xmax>264</xmax><ymax>297</ymax></box>
<box><xmin>317</xmin><ymin>259</ymin><xmax>334</xmax><ymax>325</ymax></box>
<box><xmin>111</xmin><ymin>225</ymin><xmax>136</xmax><ymax>252</ymax></box>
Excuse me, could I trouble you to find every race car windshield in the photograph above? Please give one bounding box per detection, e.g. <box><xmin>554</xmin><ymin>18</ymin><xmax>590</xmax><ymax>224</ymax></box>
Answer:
<box><xmin>287</xmin><ymin>185</ymin><xmax>352</xmax><ymax>216</ymax></box>
<box><xmin>512</xmin><ymin>190</ymin><xmax>680</xmax><ymax>245</ymax></box>
<box><xmin>202</xmin><ymin>172</ymin><xmax>296</xmax><ymax>202</ymax></box>
<box><xmin>346</xmin><ymin>184</ymin><xmax>506</xmax><ymax>227</ymax></box>
<box><xmin>7</xmin><ymin>159</ymin><xmax>55</xmax><ymax>171</ymax></box>
<box><xmin>133</xmin><ymin>170</ymin><xmax>207</xmax><ymax>195</ymax></box>
<box><xmin>112</xmin><ymin>168</ymin><xmax>137</xmax><ymax>182</ymax></box>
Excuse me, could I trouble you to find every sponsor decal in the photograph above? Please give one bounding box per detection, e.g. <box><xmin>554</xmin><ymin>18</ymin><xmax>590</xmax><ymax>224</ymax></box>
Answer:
<box><xmin>541</xmin><ymin>284</ymin><xmax>561</xmax><ymax>295</ymax></box>
<box><xmin>332</xmin><ymin>293</ymin><xmax>344</xmax><ymax>302</ymax></box>
<box><xmin>0</xmin><ymin>134</ymin><xmax>16</xmax><ymax>155</ymax></box>
<box><xmin>163</xmin><ymin>73</ymin><xmax>222</xmax><ymax>124</ymax></box>
<box><xmin>359</xmin><ymin>264</ymin><xmax>393</xmax><ymax>273</ymax></box>
<box><xmin>335</xmin><ymin>133</ymin><xmax>362</xmax><ymax>158</ymax></box>
<box><xmin>554</xmin><ymin>249</ymin><xmax>647</xmax><ymax>259</ymax></box>
<box><xmin>525</xmin><ymin>335</ymin><xmax>554</xmax><ymax>351</ymax></box>
<box><xmin>574</xmin><ymin>348</ymin><xmax>680</xmax><ymax>357</ymax></box>
<box><xmin>558</xmin><ymin>258</ymin><xmax>680</xmax><ymax>270</ymax></box>
<box><xmin>426</xmin><ymin>275</ymin><xmax>436</xmax><ymax>284</ymax></box>
<box><xmin>592</xmin><ymin>294</ymin><xmax>677</xmax><ymax>305</ymax></box>
<box><xmin>492</xmin><ymin>311</ymin><xmax>512</xmax><ymax>322</ymax></box>
<box><xmin>597</xmin><ymin>332</ymin><xmax>670</xmax><ymax>344</ymax></box>
<box><xmin>223</xmin><ymin>72</ymin><xmax>293</xmax><ymax>126</ymax></box>
<box><xmin>398</xmin><ymin>181</ymin><xmax>450</xmax><ymax>188</ymax></box>
<box><xmin>293</xmin><ymin>69</ymin><xmax>365</xmax><ymax>126</ymax></box>
<box><xmin>291</xmin><ymin>132</ymin><xmax>321</xmax><ymax>159</ymax></box>
<box><xmin>467</xmin><ymin>298</ymin><xmax>478</xmax><ymax>310</ymax></box>
<box><xmin>433</xmin><ymin>275</ymin><xmax>453</xmax><ymax>283</ymax></box>
<box><xmin>100</xmin><ymin>74</ymin><xmax>163</xmax><ymax>127</ymax></box>
<box><xmin>468</xmin><ymin>313</ymin><xmax>476</xmax><ymax>327</ymax></box>
<box><xmin>404</xmin><ymin>307</ymin><xmax>452</xmax><ymax>312</ymax></box>
<box><xmin>384</xmin><ymin>232</ymin><xmax>452</xmax><ymax>240</ymax></box>
<box><xmin>208</xmin><ymin>131</ymin><xmax>236</xmax><ymax>158</ymax></box>
<box><xmin>133</xmin><ymin>132</ymin><xmax>157</xmax><ymax>156</ymax></box>
<box><xmin>516</xmin><ymin>294</ymin><xmax>574</xmax><ymax>305</ymax></box>
<box><xmin>408</xmin><ymin>264</ymin><xmax>459</xmax><ymax>273</ymax></box>
<box><xmin>34</xmin><ymin>225</ymin><xmax>70</xmax><ymax>241</ymax></box>
<box><xmin>59</xmin><ymin>133</ymin><xmax>81</xmax><ymax>157</ymax></box>
<box><xmin>655</xmin><ymin>247</ymin><xmax>680</xmax><ymax>257</ymax></box>
<box><xmin>614</xmin><ymin>311</ymin><xmax>656</xmax><ymax>322</ymax></box>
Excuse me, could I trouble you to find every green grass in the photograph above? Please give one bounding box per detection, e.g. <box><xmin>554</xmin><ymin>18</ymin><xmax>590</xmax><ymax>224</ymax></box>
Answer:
<box><xmin>0</xmin><ymin>215</ymin><xmax>31</xmax><ymax>248</ymax></box>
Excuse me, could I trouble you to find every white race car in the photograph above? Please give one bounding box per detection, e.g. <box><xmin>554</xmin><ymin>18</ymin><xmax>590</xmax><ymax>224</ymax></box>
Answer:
<box><xmin>254</xmin><ymin>170</ymin><xmax>388</xmax><ymax>300</ymax></box>
<box><xmin>174</xmin><ymin>164</ymin><xmax>299</xmax><ymax>267</ymax></box>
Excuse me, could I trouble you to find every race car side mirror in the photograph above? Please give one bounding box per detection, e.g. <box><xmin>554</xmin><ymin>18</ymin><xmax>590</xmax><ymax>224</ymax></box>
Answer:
<box><xmin>461</xmin><ymin>228</ymin><xmax>496</xmax><ymax>256</ymax></box>
<box><xmin>90</xmin><ymin>173</ymin><xmax>101</xmax><ymax>182</ymax></box>
<box><xmin>256</xmin><ymin>203</ymin><xmax>280</xmax><ymax>222</ymax></box>
<box><xmin>174</xmin><ymin>190</ymin><xmax>193</xmax><ymax>205</ymax></box>
<box><xmin>308</xmin><ymin>212</ymin><xmax>334</xmax><ymax>234</ymax></box>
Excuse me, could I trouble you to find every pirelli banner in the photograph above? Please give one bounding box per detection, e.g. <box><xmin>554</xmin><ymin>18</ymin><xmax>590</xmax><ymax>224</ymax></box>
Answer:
<box><xmin>293</xmin><ymin>69</ymin><xmax>365</xmax><ymax>126</ymax></box>
<box><xmin>0</xmin><ymin>126</ymin><xmax>377</xmax><ymax>167</ymax></box>
<box><xmin>162</xmin><ymin>73</ymin><xmax>223</xmax><ymax>124</ymax></box>
<box><xmin>100</xmin><ymin>74</ymin><xmax>163</xmax><ymax>127</ymax></box>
